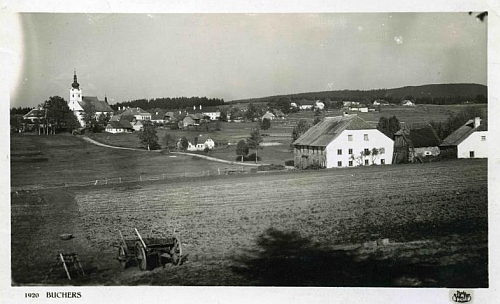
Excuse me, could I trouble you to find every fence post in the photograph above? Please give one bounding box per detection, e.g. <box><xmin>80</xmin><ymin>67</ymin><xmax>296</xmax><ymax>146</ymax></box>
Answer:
<box><xmin>162</xmin><ymin>174</ymin><xmax>165</xmax><ymax>180</ymax></box>
<box><xmin>119</xmin><ymin>177</ymin><xmax>122</xmax><ymax>183</ymax></box>
<box><xmin>218</xmin><ymin>168</ymin><xmax>220</xmax><ymax>175</ymax></box>
<box><xmin>95</xmin><ymin>180</ymin><xmax>98</xmax><ymax>186</ymax></box>
<box><xmin>140</xmin><ymin>175</ymin><xmax>142</xmax><ymax>181</ymax></box>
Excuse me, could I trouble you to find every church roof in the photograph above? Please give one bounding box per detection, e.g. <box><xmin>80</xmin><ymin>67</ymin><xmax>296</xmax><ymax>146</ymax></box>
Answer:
<box><xmin>79</xmin><ymin>96</ymin><xmax>114</xmax><ymax>112</ymax></box>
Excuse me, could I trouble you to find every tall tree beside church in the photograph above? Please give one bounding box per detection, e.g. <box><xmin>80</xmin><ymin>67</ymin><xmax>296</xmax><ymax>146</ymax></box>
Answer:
<box><xmin>44</xmin><ymin>96</ymin><xmax>79</xmax><ymax>133</ymax></box>
<box><xmin>82</xmin><ymin>102</ymin><xmax>96</xmax><ymax>130</ymax></box>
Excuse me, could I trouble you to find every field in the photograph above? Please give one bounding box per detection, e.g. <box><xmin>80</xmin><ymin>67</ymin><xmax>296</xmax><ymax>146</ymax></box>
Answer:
<box><xmin>10</xmin><ymin>134</ymin><xmax>247</xmax><ymax>189</ymax></box>
<box><xmin>11</xmin><ymin>158</ymin><xmax>488</xmax><ymax>286</ymax></box>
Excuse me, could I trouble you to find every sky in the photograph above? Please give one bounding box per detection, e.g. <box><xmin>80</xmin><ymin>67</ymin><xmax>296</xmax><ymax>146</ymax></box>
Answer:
<box><xmin>10</xmin><ymin>12</ymin><xmax>487</xmax><ymax>108</ymax></box>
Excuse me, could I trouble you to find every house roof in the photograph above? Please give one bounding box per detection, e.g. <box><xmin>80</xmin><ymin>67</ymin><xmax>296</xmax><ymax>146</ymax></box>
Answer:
<box><xmin>262</xmin><ymin>112</ymin><xmax>276</xmax><ymax>119</ymax></box>
<box><xmin>440</xmin><ymin>118</ymin><xmax>487</xmax><ymax>147</ymax></box>
<box><xmin>396</xmin><ymin>125</ymin><xmax>441</xmax><ymax>148</ymax></box>
<box><xmin>80</xmin><ymin>96</ymin><xmax>114</xmax><ymax>112</ymax></box>
<box><xmin>273</xmin><ymin>109</ymin><xmax>285</xmax><ymax>116</ymax></box>
<box><xmin>23</xmin><ymin>109</ymin><xmax>44</xmax><ymax>118</ymax></box>
<box><xmin>107</xmin><ymin>120</ymin><xmax>133</xmax><ymax>129</ymax></box>
<box><xmin>293</xmin><ymin>115</ymin><xmax>376</xmax><ymax>147</ymax></box>
<box><xmin>121</xmin><ymin>107</ymin><xmax>151</xmax><ymax>116</ymax></box>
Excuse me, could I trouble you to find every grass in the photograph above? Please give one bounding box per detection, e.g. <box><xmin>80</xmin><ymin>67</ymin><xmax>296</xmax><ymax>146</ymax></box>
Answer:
<box><xmin>10</xmin><ymin>134</ymin><xmax>246</xmax><ymax>188</ymax></box>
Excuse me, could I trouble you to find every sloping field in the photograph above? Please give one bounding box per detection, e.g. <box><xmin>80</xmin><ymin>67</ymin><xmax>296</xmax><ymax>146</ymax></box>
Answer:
<box><xmin>59</xmin><ymin>159</ymin><xmax>488</xmax><ymax>286</ymax></box>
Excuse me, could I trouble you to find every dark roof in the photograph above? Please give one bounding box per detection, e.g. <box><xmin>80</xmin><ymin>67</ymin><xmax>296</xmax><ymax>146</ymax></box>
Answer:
<box><xmin>293</xmin><ymin>115</ymin><xmax>376</xmax><ymax>147</ymax></box>
<box><xmin>80</xmin><ymin>96</ymin><xmax>114</xmax><ymax>112</ymax></box>
<box><xmin>108</xmin><ymin>120</ymin><xmax>133</xmax><ymax>129</ymax></box>
<box><xmin>440</xmin><ymin>118</ymin><xmax>487</xmax><ymax>147</ymax></box>
<box><xmin>398</xmin><ymin>125</ymin><xmax>441</xmax><ymax>148</ymax></box>
<box><xmin>23</xmin><ymin>109</ymin><xmax>44</xmax><ymax>118</ymax></box>
<box><xmin>149</xmin><ymin>109</ymin><xmax>167</xmax><ymax>120</ymax></box>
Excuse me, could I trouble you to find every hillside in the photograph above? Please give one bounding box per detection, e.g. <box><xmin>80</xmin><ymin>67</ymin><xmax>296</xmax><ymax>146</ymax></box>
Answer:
<box><xmin>230</xmin><ymin>83</ymin><xmax>487</xmax><ymax>104</ymax></box>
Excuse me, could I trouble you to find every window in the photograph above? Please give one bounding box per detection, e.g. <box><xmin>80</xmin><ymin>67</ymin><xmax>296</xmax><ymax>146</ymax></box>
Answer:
<box><xmin>481</xmin><ymin>136</ymin><xmax>486</xmax><ymax>141</ymax></box>
<box><xmin>381</xmin><ymin>159</ymin><xmax>385</xmax><ymax>165</ymax></box>
<box><xmin>364</xmin><ymin>134</ymin><xmax>369</xmax><ymax>141</ymax></box>
<box><xmin>364</xmin><ymin>159</ymin><xmax>369</xmax><ymax>166</ymax></box>
<box><xmin>470</xmin><ymin>151</ymin><xmax>475</xmax><ymax>158</ymax></box>
<box><xmin>348</xmin><ymin>135</ymin><xmax>353</xmax><ymax>141</ymax></box>
<box><xmin>349</xmin><ymin>161</ymin><xmax>353</xmax><ymax>167</ymax></box>
<box><xmin>337</xmin><ymin>149</ymin><xmax>342</xmax><ymax>155</ymax></box>
<box><xmin>348</xmin><ymin>148</ymin><xmax>353</xmax><ymax>154</ymax></box>
<box><xmin>72</xmin><ymin>94</ymin><xmax>75</xmax><ymax>98</ymax></box>
<box><xmin>338</xmin><ymin>161</ymin><xmax>342</xmax><ymax>167</ymax></box>
<box><xmin>379</xmin><ymin>147</ymin><xmax>385</xmax><ymax>154</ymax></box>
<box><xmin>364</xmin><ymin>148</ymin><xmax>370</xmax><ymax>155</ymax></box>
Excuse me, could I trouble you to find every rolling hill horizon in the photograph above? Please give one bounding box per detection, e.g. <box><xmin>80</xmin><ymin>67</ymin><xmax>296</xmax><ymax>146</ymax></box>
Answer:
<box><xmin>229</xmin><ymin>83</ymin><xmax>487</xmax><ymax>104</ymax></box>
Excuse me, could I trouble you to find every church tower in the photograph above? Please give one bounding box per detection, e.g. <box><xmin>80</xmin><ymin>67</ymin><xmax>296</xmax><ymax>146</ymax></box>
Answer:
<box><xmin>69</xmin><ymin>70</ymin><xmax>83</xmax><ymax>111</ymax></box>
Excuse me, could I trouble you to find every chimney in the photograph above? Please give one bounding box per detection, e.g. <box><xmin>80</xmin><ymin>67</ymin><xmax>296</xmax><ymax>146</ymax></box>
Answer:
<box><xmin>474</xmin><ymin>117</ymin><xmax>481</xmax><ymax>128</ymax></box>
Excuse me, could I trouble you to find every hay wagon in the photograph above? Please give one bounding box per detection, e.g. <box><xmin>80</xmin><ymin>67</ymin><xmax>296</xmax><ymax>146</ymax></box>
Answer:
<box><xmin>116</xmin><ymin>228</ymin><xmax>183</xmax><ymax>270</ymax></box>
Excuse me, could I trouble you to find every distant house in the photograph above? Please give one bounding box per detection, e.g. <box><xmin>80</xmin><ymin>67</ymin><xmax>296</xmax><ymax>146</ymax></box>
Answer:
<box><xmin>343</xmin><ymin>101</ymin><xmax>360</xmax><ymax>107</ymax></box>
<box><xmin>192</xmin><ymin>135</ymin><xmax>215</xmax><ymax>151</ymax></box>
<box><xmin>314</xmin><ymin>100</ymin><xmax>325</xmax><ymax>110</ymax></box>
<box><xmin>393</xmin><ymin>125</ymin><xmax>441</xmax><ymax>163</ymax></box>
<box><xmin>131</xmin><ymin>120</ymin><xmax>144</xmax><ymax>132</ymax></box>
<box><xmin>440</xmin><ymin>117</ymin><xmax>487</xmax><ymax>158</ymax></box>
<box><xmin>292</xmin><ymin>115</ymin><xmax>394</xmax><ymax>169</ymax></box>
<box><xmin>120</xmin><ymin>107</ymin><xmax>152</xmax><ymax>121</ymax></box>
<box><xmin>23</xmin><ymin>108</ymin><xmax>44</xmax><ymax>123</ymax></box>
<box><xmin>261</xmin><ymin>112</ymin><xmax>276</xmax><ymax>121</ymax></box>
<box><xmin>200</xmin><ymin>106</ymin><xmax>221</xmax><ymax>121</ymax></box>
<box><xmin>150</xmin><ymin>109</ymin><xmax>167</xmax><ymax>124</ymax></box>
<box><xmin>181</xmin><ymin>116</ymin><xmax>196</xmax><ymax>128</ymax></box>
<box><xmin>105</xmin><ymin>120</ymin><xmax>134</xmax><ymax>133</ymax></box>
<box><xmin>402</xmin><ymin>100</ymin><xmax>415</xmax><ymax>106</ymax></box>
<box><xmin>273</xmin><ymin>109</ymin><xmax>285</xmax><ymax>119</ymax></box>
<box><xmin>299</xmin><ymin>100</ymin><xmax>315</xmax><ymax>110</ymax></box>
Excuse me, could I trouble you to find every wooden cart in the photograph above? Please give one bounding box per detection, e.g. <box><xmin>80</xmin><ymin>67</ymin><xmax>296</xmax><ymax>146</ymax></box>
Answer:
<box><xmin>116</xmin><ymin>228</ymin><xmax>183</xmax><ymax>270</ymax></box>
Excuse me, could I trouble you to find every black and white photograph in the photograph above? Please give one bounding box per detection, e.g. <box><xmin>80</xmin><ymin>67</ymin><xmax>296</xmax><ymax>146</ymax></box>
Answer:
<box><xmin>2</xmin><ymin>1</ymin><xmax>499</xmax><ymax>303</ymax></box>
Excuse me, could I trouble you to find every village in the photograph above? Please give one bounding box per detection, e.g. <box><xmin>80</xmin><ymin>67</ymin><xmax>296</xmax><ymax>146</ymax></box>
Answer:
<box><xmin>13</xmin><ymin>72</ymin><xmax>488</xmax><ymax>171</ymax></box>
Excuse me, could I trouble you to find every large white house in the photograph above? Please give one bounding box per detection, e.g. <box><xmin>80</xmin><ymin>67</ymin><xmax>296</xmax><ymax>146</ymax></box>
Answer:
<box><xmin>440</xmin><ymin>117</ymin><xmax>487</xmax><ymax>158</ymax></box>
<box><xmin>292</xmin><ymin>115</ymin><xmax>394</xmax><ymax>169</ymax></box>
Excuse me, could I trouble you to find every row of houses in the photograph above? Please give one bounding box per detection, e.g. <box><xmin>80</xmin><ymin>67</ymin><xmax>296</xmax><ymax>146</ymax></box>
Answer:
<box><xmin>292</xmin><ymin>114</ymin><xmax>487</xmax><ymax>169</ymax></box>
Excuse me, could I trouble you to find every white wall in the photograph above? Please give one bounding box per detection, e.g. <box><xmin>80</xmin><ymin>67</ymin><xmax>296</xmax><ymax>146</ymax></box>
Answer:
<box><xmin>325</xmin><ymin>129</ymin><xmax>394</xmax><ymax>168</ymax></box>
<box><xmin>458</xmin><ymin>131</ymin><xmax>488</xmax><ymax>158</ymax></box>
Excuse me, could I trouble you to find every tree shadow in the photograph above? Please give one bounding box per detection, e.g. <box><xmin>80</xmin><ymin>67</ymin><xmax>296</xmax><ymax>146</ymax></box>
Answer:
<box><xmin>231</xmin><ymin>228</ymin><xmax>487</xmax><ymax>287</ymax></box>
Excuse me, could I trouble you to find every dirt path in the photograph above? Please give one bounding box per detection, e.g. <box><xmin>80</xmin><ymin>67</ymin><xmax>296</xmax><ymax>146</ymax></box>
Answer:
<box><xmin>80</xmin><ymin>136</ymin><xmax>265</xmax><ymax>167</ymax></box>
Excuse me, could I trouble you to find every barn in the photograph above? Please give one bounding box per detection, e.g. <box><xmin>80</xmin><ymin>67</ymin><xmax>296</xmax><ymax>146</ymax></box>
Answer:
<box><xmin>393</xmin><ymin>125</ymin><xmax>441</xmax><ymax>163</ymax></box>
<box><xmin>292</xmin><ymin>115</ymin><xmax>394</xmax><ymax>169</ymax></box>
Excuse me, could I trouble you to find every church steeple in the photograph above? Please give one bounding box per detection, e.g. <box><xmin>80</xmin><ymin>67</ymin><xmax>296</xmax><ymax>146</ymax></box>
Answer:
<box><xmin>72</xmin><ymin>69</ymin><xmax>80</xmax><ymax>89</ymax></box>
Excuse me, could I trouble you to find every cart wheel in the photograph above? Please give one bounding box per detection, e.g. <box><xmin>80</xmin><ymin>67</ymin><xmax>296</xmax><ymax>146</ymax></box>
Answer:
<box><xmin>117</xmin><ymin>246</ymin><xmax>128</xmax><ymax>269</ymax></box>
<box><xmin>170</xmin><ymin>235</ymin><xmax>183</xmax><ymax>266</ymax></box>
<box><xmin>135</xmin><ymin>242</ymin><xmax>148</xmax><ymax>271</ymax></box>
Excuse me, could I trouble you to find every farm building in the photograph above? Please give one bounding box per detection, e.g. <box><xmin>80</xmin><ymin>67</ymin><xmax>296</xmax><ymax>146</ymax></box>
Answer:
<box><xmin>440</xmin><ymin>117</ymin><xmax>487</xmax><ymax>158</ymax></box>
<box><xmin>23</xmin><ymin>108</ymin><xmax>44</xmax><ymax>123</ymax></box>
<box><xmin>299</xmin><ymin>99</ymin><xmax>315</xmax><ymax>110</ymax></box>
<box><xmin>261</xmin><ymin>112</ymin><xmax>276</xmax><ymax>121</ymax></box>
<box><xmin>314</xmin><ymin>100</ymin><xmax>325</xmax><ymax>110</ymax></box>
<box><xmin>118</xmin><ymin>107</ymin><xmax>152</xmax><ymax>121</ymax></box>
<box><xmin>292</xmin><ymin>114</ymin><xmax>394</xmax><ymax>169</ymax></box>
<box><xmin>393</xmin><ymin>125</ymin><xmax>441</xmax><ymax>163</ymax></box>
<box><xmin>105</xmin><ymin>120</ymin><xmax>134</xmax><ymax>133</ymax></box>
<box><xmin>149</xmin><ymin>109</ymin><xmax>167</xmax><ymax>124</ymax></box>
<box><xmin>273</xmin><ymin>109</ymin><xmax>285</xmax><ymax>119</ymax></box>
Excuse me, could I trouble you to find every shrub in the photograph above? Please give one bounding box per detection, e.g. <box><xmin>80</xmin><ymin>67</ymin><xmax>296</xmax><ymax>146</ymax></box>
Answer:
<box><xmin>284</xmin><ymin>160</ymin><xmax>295</xmax><ymax>166</ymax></box>
<box><xmin>236</xmin><ymin>153</ymin><xmax>262</xmax><ymax>162</ymax></box>
<box><xmin>257</xmin><ymin>164</ymin><xmax>285</xmax><ymax>171</ymax></box>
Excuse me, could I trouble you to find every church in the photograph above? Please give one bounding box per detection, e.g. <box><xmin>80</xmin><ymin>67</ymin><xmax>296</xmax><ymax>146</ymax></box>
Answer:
<box><xmin>68</xmin><ymin>71</ymin><xmax>114</xmax><ymax>127</ymax></box>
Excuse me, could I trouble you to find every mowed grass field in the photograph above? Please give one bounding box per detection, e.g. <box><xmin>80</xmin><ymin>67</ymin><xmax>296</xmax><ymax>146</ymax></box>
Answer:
<box><xmin>11</xmin><ymin>158</ymin><xmax>488</xmax><ymax>286</ymax></box>
<box><xmin>10</xmin><ymin>134</ymin><xmax>247</xmax><ymax>189</ymax></box>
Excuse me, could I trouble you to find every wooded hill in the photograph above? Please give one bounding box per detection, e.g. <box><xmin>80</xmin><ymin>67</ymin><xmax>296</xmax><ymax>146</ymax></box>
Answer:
<box><xmin>230</xmin><ymin>83</ymin><xmax>487</xmax><ymax>105</ymax></box>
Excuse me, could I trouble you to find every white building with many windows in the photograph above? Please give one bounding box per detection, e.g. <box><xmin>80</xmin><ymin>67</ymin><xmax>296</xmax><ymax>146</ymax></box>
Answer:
<box><xmin>292</xmin><ymin>115</ymin><xmax>394</xmax><ymax>169</ymax></box>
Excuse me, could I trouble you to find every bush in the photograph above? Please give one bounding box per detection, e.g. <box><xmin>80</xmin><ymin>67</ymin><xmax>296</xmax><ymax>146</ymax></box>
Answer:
<box><xmin>306</xmin><ymin>163</ymin><xmax>323</xmax><ymax>170</ymax></box>
<box><xmin>236</xmin><ymin>153</ymin><xmax>262</xmax><ymax>162</ymax></box>
<box><xmin>257</xmin><ymin>164</ymin><xmax>285</xmax><ymax>171</ymax></box>
<box><xmin>437</xmin><ymin>149</ymin><xmax>457</xmax><ymax>161</ymax></box>
<box><xmin>284</xmin><ymin>160</ymin><xmax>295</xmax><ymax>166</ymax></box>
